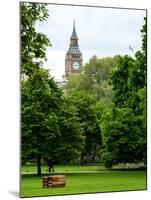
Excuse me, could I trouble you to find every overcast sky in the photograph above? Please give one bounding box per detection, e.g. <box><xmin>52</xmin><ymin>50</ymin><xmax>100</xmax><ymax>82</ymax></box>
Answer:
<box><xmin>36</xmin><ymin>4</ymin><xmax>146</xmax><ymax>80</ymax></box>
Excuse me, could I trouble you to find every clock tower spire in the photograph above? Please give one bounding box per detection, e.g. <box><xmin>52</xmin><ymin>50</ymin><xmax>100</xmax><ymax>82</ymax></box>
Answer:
<box><xmin>65</xmin><ymin>20</ymin><xmax>83</xmax><ymax>77</ymax></box>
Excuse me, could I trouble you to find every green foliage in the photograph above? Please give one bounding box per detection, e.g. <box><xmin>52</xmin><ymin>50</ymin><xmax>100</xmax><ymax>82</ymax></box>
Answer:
<box><xmin>21</xmin><ymin>68</ymin><xmax>86</xmax><ymax>168</ymax></box>
<box><xmin>111</xmin><ymin>52</ymin><xmax>146</xmax><ymax>114</ymax></box>
<box><xmin>111</xmin><ymin>17</ymin><xmax>147</xmax><ymax>112</ymax></box>
<box><xmin>21</xmin><ymin>69</ymin><xmax>62</xmax><ymax>166</ymax></box>
<box><xmin>64</xmin><ymin>56</ymin><xmax>119</xmax><ymax>163</ymax></box>
<box><xmin>22</xmin><ymin>69</ymin><xmax>85</xmax><ymax>168</ymax></box>
<box><xmin>21</xmin><ymin>2</ymin><xmax>51</xmax><ymax>76</ymax></box>
<box><xmin>82</xmin><ymin>55</ymin><xmax>119</xmax><ymax>82</ymax></box>
<box><xmin>101</xmin><ymin>151</ymin><xmax>115</xmax><ymax>169</ymax></box>
<box><xmin>111</xmin><ymin>55</ymin><xmax>134</xmax><ymax>107</ymax></box>
<box><xmin>101</xmin><ymin>107</ymin><xmax>146</xmax><ymax>167</ymax></box>
<box><xmin>66</xmin><ymin>91</ymin><xmax>103</xmax><ymax>164</ymax></box>
<box><xmin>57</xmin><ymin>99</ymin><xmax>85</xmax><ymax>164</ymax></box>
<box><xmin>64</xmin><ymin>55</ymin><xmax>120</xmax><ymax>103</ymax></box>
<box><xmin>129</xmin><ymin>51</ymin><xmax>146</xmax><ymax>90</ymax></box>
<box><xmin>64</xmin><ymin>74</ymin><xmax>82</xmax><ymax>94</ymax></box>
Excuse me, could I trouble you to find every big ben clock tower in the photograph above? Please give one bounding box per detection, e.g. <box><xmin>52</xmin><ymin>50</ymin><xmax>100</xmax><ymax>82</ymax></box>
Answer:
<box><xmin>65</xmin><ymin>20</ymin><xmax>83</xmax><ymax>77</ymax></box>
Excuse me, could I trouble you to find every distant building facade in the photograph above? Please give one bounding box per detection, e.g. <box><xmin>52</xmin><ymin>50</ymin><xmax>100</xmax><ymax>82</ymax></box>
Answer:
<box><xmin>65</xmin><ymin>20</ymin><xmax>83</xmax><ymax>77</ymax></box>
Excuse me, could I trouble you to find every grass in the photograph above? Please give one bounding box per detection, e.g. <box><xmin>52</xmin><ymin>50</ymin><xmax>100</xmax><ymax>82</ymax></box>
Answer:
<box><xmin>21</xmin><ymin>164</ymin><xmax>105</xmax><ymax>173</ymax></box>
<box><xmin>21</xmin><ymin>163</ymin><xmax>146</xmax><ymax>174</ymax></box>
<box><xmin>21</xmin><ymin>170</ymin><xmax>147</xmax><ymax>197</ymax></box>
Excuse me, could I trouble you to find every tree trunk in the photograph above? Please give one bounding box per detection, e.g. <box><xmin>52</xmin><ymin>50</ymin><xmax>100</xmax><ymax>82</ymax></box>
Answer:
<box><xmin>37</xmin><ymin>154</ymin><xmax>41</xmax><ymax>175</ymax></box>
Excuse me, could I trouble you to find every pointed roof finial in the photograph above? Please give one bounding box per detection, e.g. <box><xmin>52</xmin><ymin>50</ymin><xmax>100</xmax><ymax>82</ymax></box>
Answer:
<box><xmin>70</xmin><ymin>19</ymin><xmax>78</xmax><ymax>40</ymax></box>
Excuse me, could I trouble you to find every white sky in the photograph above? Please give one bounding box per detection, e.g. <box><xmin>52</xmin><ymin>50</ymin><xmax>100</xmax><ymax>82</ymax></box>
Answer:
<box><xmin>36</xmin><ymin>4</ymin><xmax>146</xmax><ymax>80</ymax></box>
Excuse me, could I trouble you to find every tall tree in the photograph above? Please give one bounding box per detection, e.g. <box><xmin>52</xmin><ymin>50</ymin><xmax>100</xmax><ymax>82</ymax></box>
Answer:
<box><xmin>21</xmin><ymin>2</ymin><xmax>50</xmax><ymax>76</ymax></box>
<box><xmin>21</xmin><ymin>2</ymin><xmax>53</xmax><ymax>175</ymax></box>
<box><xmin>22</xmin><ymin>69</ymin><xmax>86</xmax><ymax>172</ymax></box>
<box><xmin>101</xmin><ymin>107</ymin><xmax>146</xmax><ymax>168</ymax></box>
<box><xmin>101</xmin><ymin>17</ymin><xmax>147</xmax><ymax>168</ymax></box>
<box><xmin>21</xmin><ymin>3</ymin><xmax>85</xmax><ymax>174</ymax></box>
<box><xmin>21</xmin><ymin>69</ymin><xmax>62</xmax><ymax>175</ymax></box>
<box><xmin>21</xmin><ymin>2</ymin><xmax>52</xmax><ymax>175</ymax></box>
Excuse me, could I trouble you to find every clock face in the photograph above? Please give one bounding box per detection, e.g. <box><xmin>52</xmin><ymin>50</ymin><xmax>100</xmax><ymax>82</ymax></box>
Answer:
<box><xmin>72</xmin><ymin>62</ymin><xmax>80</xmax><ymax>70</ymax></box>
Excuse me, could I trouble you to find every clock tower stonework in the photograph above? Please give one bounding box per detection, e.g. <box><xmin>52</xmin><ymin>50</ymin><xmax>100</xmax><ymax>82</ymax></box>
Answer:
<box><xmin>65</xmin><ymin>20</ymin><xmax>83</xmax><ymax>77</ymax></box>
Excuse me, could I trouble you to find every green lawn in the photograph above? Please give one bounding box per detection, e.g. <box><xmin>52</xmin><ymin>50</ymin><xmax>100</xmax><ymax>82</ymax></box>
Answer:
<box><xmin>21</xmin><ymin>164</ymin><xmax>105</xmax><ymax>173</ymax></box>
<box><xmin>21</xmin><ymin>170</ymin><xmax>146</xmax><ymax>197</ymax></box>
<box><xmin>21</xmin><ymin>164</ymin><xmax>145</xmax><ymax>174</ymax></box>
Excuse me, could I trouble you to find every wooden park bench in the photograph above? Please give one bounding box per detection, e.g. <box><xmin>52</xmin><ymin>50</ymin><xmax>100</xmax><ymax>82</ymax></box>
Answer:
<box><xmin>43</xmin><ymin>175</ymin><xmax>66</xmax><ymax>188</ymax></box>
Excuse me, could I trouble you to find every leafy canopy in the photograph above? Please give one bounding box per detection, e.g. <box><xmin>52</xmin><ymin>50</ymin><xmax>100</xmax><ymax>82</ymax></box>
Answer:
<box><xmin>21</xmin><ymin>2</ymin><xmax>51</xmax><ymax>76</ymax></box>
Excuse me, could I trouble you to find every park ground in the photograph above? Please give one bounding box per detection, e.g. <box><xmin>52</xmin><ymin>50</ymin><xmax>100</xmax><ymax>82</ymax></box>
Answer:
<box><xmin>21</xmin><ymin>165</ymin><xmax>147</xmax><ymax>197</ymax></box>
